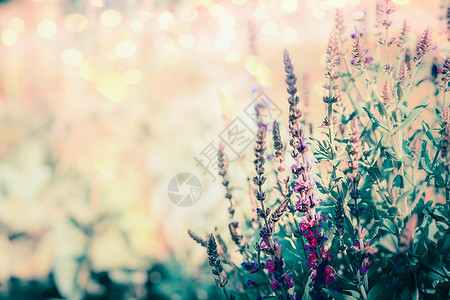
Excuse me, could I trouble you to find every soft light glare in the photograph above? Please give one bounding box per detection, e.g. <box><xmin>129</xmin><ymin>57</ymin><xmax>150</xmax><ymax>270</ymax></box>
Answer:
<box><xmin>178</xmin><ymin>34</ymin><xmax>195</xmax><ymax>48</ymax></box>
<box><xmin>281</xmin><ymin>0</ymin><xmax>297</xmax><ymax>13</ymax></box>
<box><xmin>115</xmin><ymin>40</ymin><xmax>137</xmax><ymax>58</ymax></box>
<box><xmin>100</xmin><ymin>10</ymin><xmax>122</xmax><ymax>28</ymax></box>
<box><xmin>158</xmin><ymin>11</ymin><xmax>174</xmax><ymax>31</ymax></box>
<box><xmin>122</xmin><ymin>69</ymin><xmax>142</xmax><ymax>85</ymax></box>
<box><xmin>313</xmin><ymin>9</ymin><xmax>326</xmax><ymax>20</ymax></box>
<box><xmin>8</xmin><ymin>18</ymin><xmax>25</xmax><ymax>33</ymax></box>
<box><xmin>253</xmin><ymin>8</ymin><xmax>266</xmax><ymax>21</ymax></box>
<box><xmin>208</xmin><ymin>4</ymin><xmax>226</xmax><ymax>18</ymax></box>
<box><xmin>62</xmin><ymin>49</ymin><xmax>83</xmax><ymax>66</ymax></box>
<box><xmin>393</xmin><ymin>0</ymin><xmax>410</xmax><ymax>4</ymax></box>
<box><xmin>219</xmin><ymin>15</ymin><xmax>236</xmax><ymax>28</ymax></box>
<box><xmin>180</xmin><ymin>8</ymin><xmax>198</xmax><ymax>22</ymax></box>
<box><xmin>281</xmin><ymin>27</ymin><xmax>298</xmax><ymax>44</ymax></box>
<box><xmin>64</xmin><ymin>14</ymin><xmax>88</xmax><ymax>33</ymax></box>
<box><xmin>231</xmin><ymin>0</ymin><xmax>247</xmax><ymax>5</ymax></box>
<box><xmin>262</xmin><ymin>22</ymin><xmax>277</xmax><ymax>36</ymax></box>
<box><xmin>130</xmin><ymin>19</ymin><xmax>144</xmax><ymax>32</ymax></box>
<box><xmin>226</xmin><ymin>51</ymin><xmax>241</xmax><ymax>63</ymax></box>
<box><xmin>91</xmin><ymin>0</ymin><xmax>104</xmax><ymax>7</ymax></box>
<box><xmin>37</xmin><ymin>19</ymin><xmax>57</xmax><ymax>38</ymax></box>
<box><xmin>328</xmin><ymin>0</ymin><xmax>348</xmax><ymax>7</ymax></box>
<box><xmin>2</xmin><ymin>29</ymin><xmax>18</xmax><ymax>46</ymax></box>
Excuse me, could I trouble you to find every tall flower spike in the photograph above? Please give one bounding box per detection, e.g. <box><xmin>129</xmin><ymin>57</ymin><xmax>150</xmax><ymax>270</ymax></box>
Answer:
<box><xmin>325</xmin><ymin>30</ymin><xmax>341</xmax><ymax>81</ymax></box>
<box><xmin>348</xmin><ymin>118</ymin><xmax>362</xmax><ymax>173</ymax></box>
<box><xmin>272</xmin><ymin>121</ymin><xmax>291</xmax><ymax>199</ymax></box>
<box><xmin>283</xmin><ymin>50</ymin><xmax>306</xmax><ymax>159</ymax></box>
<box><xmin>269</xmin><ymin>198</ymin><xmax>290</xmax><ymax>227</ymax></box>
<box><xmin>188</xmin><ymin>229</ymin><xmax>207</xmax><ymax>247</ymax></box>
<box><xmin>351</xmin><ymin>36</ymin><xmax>372</xmax><ymax>68</ymax></box>
<box><xmin>228</xmin><ymin>222</ymin><xmax>244</xmax><ymax>249</ymax></box>
<box><xmin>335</xmin><ymin>8</ymin><xmax>345</xmax><ymax>39</ymax></box>
<box><xmin>218</xmin><ymin>143</ymin><xmax>236</xmax><ymax>218</ymax></box>
<box><xmin>414</xmin><ymin>28</ymin><xmax>432</xmax><ymax>63</ymax></box>
<box><xmin>397</xmin><ymin>62</ymin><xmax>409</xmax><ymax>85</ymax></box>
<box><xmin>207</xmin><ymin>234</ymin><xmax>223</xmax><ymax>275</ymax></box>
<box><xmin>398</xmin><ymin>19</ymin><xmax>410</xmax><ymax>48</ymax></box>
<box><xmin>381</xmin><ymin>81</ymin><xmax>394</xmax><ymax>104</ymax></box>
<box><xmin>399</xmin><ymin>214</ymin><xmax>418</xmax><ymax>252</ymax></box>
<box><xmin>441</xmin><ymin>55</ymin><xmax>450</xmax><ymax>90</ymax></box>
<box><xmin>253</xmin><ymin>125</ymin><xmax>267</xmax><ymax>203</ymax></box>
<box><xmin>334</xmin><ymin>197</ymin><xmax>345</xmax><ymax>236</ymax></box>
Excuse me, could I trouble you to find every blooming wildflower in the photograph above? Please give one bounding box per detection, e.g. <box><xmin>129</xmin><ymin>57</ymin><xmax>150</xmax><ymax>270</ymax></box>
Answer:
<box><xmin>414</xmin><ymin>28</ymin><xmax>432</xmax><ymax>63</ymax></box>
<box><xmin>207</xmin><ymin>234</ymin><xmax>228</xmax><ymax>287</ymax></box>
<box><xmin>350</xmin><ymin>26</ymin><xmax>365</xmax><ymax>39</ymax></box>
<box><xmin>187</xmin><ymin>229</ymin><xmax>207</xmax><ymax>247</ymax></box>
<box><xmin>398</xmin><ymin>19</ymin><xmax>410</xmax><ymax>47</ymax></box>
<box><xmin>399</xmin><ymin>214</ymin><xmax>418</xmax><ymax>252</ymax></box>
<box><xmin>334</xmin><ymin>197</ymin><xmax>345</xmax><ymax>236</ymax></box>
<box><xmin>381</xmin><ymin>81</ymin><xmax>394</xmax><ymax>104</ymax></box>
<box><xmin>218</xmin><ymin>143</ymin><xmax>235</xmax><ymax>217</ymax></box>
<box><xmin>335</xmin><ymin>8</ymin><xmax>345</xmax><ymax>38</ymax></box>
<box><xmin>325</xmin><ymin>30</ymin><xmax>340</xmax><ymax>81</ymax></box>
<box><xmin>242</xmin><ymin>262</ymin><xmax>259</xmax><ymax>274</ymax></box>
<box><xmin>228</xmin><ymin>222</ymin><xmax>244</xmax><ymax>249</ymax></box>
<box><xmin>397</xmin><ymin>62</ymin><xmax>409</xmax><ymax>85</ymax></box>
<box><xmin>351</xmin><ymin>36</ymin><xmax>372</xmax><ymax>68</ymax></box>
<box><xmin>441</xmin><ymin>56</ymin><xmax>450</xmax><ymax>90</ymax></box>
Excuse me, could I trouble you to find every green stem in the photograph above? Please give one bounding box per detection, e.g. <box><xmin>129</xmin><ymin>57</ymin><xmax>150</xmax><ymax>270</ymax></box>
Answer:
<box><xmin>407</xmin><ymin>145</ymin><xmax>441</xmax><ymax>215</ymax></box>
<box><xmin>222</xmin><ymin>286</ymin><xmax>230</xmax><ymax>300</ymax></box>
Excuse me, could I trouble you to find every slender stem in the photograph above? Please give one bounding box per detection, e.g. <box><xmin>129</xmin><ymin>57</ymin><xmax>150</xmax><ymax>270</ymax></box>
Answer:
<box><xmin>407</xmin><ymin>145</ymin><xmax>441</xmax><ymax>215</ymax></box>
<box><xmin>222</xmin><ymin>286</ymin><xmax>230</xmax><ymax>300</ymax></box>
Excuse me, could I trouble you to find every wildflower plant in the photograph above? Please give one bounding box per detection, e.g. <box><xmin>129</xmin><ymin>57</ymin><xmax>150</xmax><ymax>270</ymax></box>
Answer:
<box><xmin>189</xmin><ymin>1</ymin><xmax>450</xmax><ymax>299</ymax></box>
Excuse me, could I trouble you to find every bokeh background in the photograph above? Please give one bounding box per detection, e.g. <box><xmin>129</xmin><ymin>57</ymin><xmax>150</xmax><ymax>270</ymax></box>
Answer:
<box><xmin>0</xmin><ymin>0</ymin><xmax>447</xmax><ymax>299</ymax></box>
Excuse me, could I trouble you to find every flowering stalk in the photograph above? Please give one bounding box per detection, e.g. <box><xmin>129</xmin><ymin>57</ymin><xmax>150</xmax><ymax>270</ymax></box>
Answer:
<box><xmin>253</xmin><ymin>124</ymin><xmax>277</xmax><ymax>256</ymax></box>
<box><xmin>346</xmin><ymin>118</ymin><xmax>370</xmax><ymax>296</ymax></box>
<box><xmin>323</xmin><ymin>29</ymin><xmax>341</xmax><ymax>159</ymax></box>
<box><xmin>272</xmin><ymin>121</ymin><xmax>291</xmax><ymax>200</ymax></box>
<box><xmin>284</xmin><ymin>49</ymin><xmax>336</xmax><ymax>297</ymax></box>
<box><xmin>207</xmin><ymin>233</ymin><xmax>230</xmax><ymax>299</ymax></box>
<box><xmin>218</xmin><ymin>142</ymin><xmax>236</xmax><ymax>220</ymax></box>
<box><xmin>379</xmin><ymin>0</ymin><xmax>397</xmax><ymax>85</ymax></box>
<box><xmin>188</xmin><ymin>229</ymin><xmax>207</xmax><ymax>247</ymax></box>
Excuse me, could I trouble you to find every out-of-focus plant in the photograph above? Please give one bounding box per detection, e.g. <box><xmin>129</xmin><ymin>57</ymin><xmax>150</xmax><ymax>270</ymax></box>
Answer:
<box><xmin>189</xmin><ymin>1</ymin><xmax>450</xmax><ymax>299</ymax></box>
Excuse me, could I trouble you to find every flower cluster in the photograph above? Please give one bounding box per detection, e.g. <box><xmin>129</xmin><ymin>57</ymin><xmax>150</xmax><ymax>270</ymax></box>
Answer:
<box><xmin>414</xmin><ymin>28</ymin><xmax>432</xmax><ymax>63</ymax></box>
<box><xmin>284</xmin><ymin>49</ymin><xmax>335</xmax><ymax>296</ymax></box>
<box><xmin>351</xmin><ymin>35</ymin><xmax>373</xmax><ymax>68</ymax></box>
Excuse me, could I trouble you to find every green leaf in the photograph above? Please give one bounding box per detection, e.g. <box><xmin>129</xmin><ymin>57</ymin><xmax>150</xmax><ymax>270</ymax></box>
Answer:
<box><xmin>377</xmin><ymin>233</ymin><xmax>399</xmax><ymax>253</ymax></box>
<box><xmin>422</xmin><ymin>120</ymin><xmax>438</xmax><ymax>147</ymax></box>
<box><xmin>382</xmin><ymin>219</ymin><xmax>396</xmax><ymax>234</ymax></box>
<box><xmin>367</xmin><ymin>281</ymin><xmax>387</xmax><ymax>300</ymax></box>
<box><xmin>396</xmin><ymin>83</ymin><xmax>403</xmax><ymax>100</ymax></box>
<box><xmin>362</xmin><ymin>107</ymin><xmax>389</xmax><ymax>133</ymax></box>
<box><xmin>392</xmin><ymin>104</ymin><xmax>428</xmax><ymax>134</ymax></box>
<box><xmin>322</xmin><ymin>289</ymin><xmax>358</xmax><ymax>300</ymax></box>
<box><xmin>302</xmin><ymin>273</ymin><xmax>313</xmax><ymax>300</ymax></box>
<box><xmin>367</xmin><ymin>166</ymin><xmax>382</xmax><ymax>181</ymax></box>
<box><xmin>393</xmin><ymin>174</ymin><xmax>404</xmax><ymax>188</ymax></box>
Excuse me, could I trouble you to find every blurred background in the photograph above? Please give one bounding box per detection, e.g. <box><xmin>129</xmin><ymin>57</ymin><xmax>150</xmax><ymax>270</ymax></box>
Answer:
<box><xmin>0</xmin><ymin>0</ymin><xmax>447</xmax><ymax>299</ymax></box>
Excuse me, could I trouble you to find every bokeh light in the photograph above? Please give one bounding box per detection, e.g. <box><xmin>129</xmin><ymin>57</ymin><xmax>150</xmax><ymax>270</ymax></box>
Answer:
<box><xmin>37</xmin><ymin>19</ymin><xmax>57</xmax><ymax>38</ymax></box>
<box><xmin>2</xmin><ymin>29</ymin><xmax>18</xmax><ymax>46</ymax></box>
<box><xmin>64</xmin><ymin>14</ymin><xmax>88</xmax><ymax>33</ymax></box>
<box><xmin>115</xmin><ymin>40</ymin><xmax>137</xmax><ymax>58</ymax></box>
<box><xmin>62</xmin><ymin>49</ymin><xmax>83</xmax><ymax>66</ymax></box>
<box><xmin>100</xmin><ymin>9</ymin><xmax>122</xmax><ymax>28</ymax></box>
